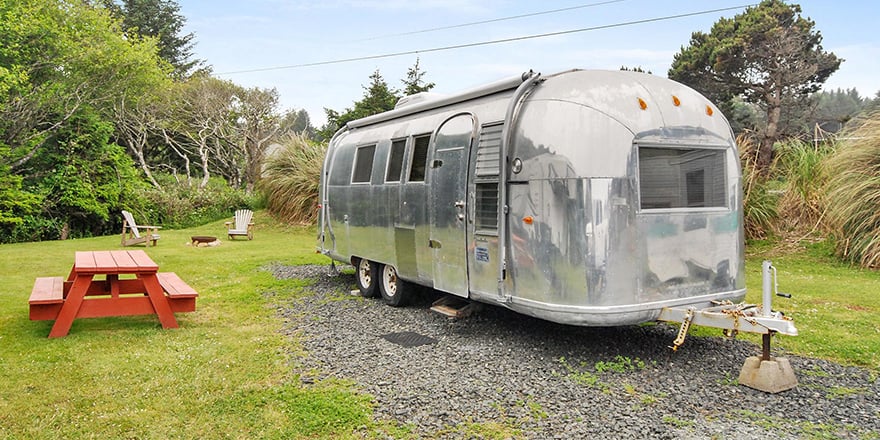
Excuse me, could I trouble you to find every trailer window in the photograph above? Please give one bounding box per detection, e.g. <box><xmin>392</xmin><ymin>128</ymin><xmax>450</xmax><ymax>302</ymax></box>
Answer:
<box><xmin>474</xmin><ymin>122</ymin><xmax>504</xmax><ymax>234</ymax></box>
<box><xmin>408</xmin><ymin>135</ymin><xmax>431</xmax><ymax>182</ymax></box>
<box><xmin>352</xmin><ymin>144</ymin><xmax>376</xmax><ymax>183</ymax></box>
<box><xmin>638</xmin><ymin>147</ymin><xmax>726</xmax><ymax>209</ymax></box>
<box><xmin>475</xmin><ymin>183</ymin><xmax>499</xmax><ymax>232</ymax></box>
<box><xmin>386</xmin><ymin>139</ymin><xmax>406</xmax><ymax>182</ymax></box>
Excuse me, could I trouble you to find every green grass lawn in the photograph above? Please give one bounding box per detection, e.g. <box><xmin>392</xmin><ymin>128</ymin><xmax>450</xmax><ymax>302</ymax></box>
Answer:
<box><xmin>743</xmin><ymin>240</ymin><xmax>880</xmax><ymax>369</ymax></box>
<box><xmin>0</xmin><ymin>215</ymin><xmax>877</xmax><ymax>438</ymax></box>
<box><xmin>0</xmin><ymin>212</ymin><xmax>374</xmax><ymax>439</ymax></box>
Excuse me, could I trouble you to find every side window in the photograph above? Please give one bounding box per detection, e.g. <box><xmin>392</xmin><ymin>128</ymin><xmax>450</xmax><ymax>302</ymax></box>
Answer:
<box><xmin>475</xmin><ymin>182</ymin><xmax>499</xmax><ymax>232</ymax></box>
<box><xmin>474</xmin><ymin>122</ymin><xmax>504</xmax><ymax>234</ymax></box>
<box><xmin>408</xmin><ymin>134</ymin><xmax>431</xmax><ymax>182</ymax></box>
<box><xmin>385</xmin><ymin>139</ymin><xmax>407</xmax><ymax>182</ymax></box>
<box><xmin>352</xmin><ymin>144</ymin><xmax>376</xmax><ymax>183</ymax></box>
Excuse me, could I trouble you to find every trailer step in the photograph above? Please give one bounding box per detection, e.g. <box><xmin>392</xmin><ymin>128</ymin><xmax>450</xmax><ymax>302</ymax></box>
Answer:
<box><xmin>430</xmin><ymin>295</ymin><xmax>481</xmax><ymax>318</ymax></box>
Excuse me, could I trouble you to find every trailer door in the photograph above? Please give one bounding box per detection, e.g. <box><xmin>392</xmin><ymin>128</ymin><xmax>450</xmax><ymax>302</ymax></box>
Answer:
<box><xmin>429</xmin><ymin>114</ymin><xmax>475</xmax><ymax>297</ymax></box>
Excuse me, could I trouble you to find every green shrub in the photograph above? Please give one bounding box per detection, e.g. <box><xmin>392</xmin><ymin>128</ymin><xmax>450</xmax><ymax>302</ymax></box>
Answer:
<box><xmin>4</xmin><ymin>214</ymin><xmax>65</xmax><ymax>242</ymax></box>
<box><xmin>824</xmin><ymin>112</ymin><xmax>880</xmax><ymax>268</ymax></box>
<box><xmin>132</xmin><ymin>174</ymin><xmax>256</xmax><ymax>229</ymax></box>
<box><xmin>259</xmin><ymin>133</ymin><xmax>326</xmax><ymax>225</ymax></box>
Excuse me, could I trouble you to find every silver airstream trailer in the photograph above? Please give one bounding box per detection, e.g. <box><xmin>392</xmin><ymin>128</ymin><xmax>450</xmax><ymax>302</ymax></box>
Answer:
<box><xmin>317</xmin><ymin>69</ymin><xmax>795</xmax><ymax>342</ymax></box>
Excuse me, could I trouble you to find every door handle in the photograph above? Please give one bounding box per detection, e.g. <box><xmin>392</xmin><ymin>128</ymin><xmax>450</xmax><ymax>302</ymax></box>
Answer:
<box><xmin>454</xmin><ymin>201</ymin><xmax>465</xmax><ymax>209</ymax></box>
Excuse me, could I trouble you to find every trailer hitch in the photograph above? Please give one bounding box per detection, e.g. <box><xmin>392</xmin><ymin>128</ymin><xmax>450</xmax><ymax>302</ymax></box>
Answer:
<box><xmin>658</xmin><ymin>261</ymin><xmax>797</xmax><ymax>351</ymax></box>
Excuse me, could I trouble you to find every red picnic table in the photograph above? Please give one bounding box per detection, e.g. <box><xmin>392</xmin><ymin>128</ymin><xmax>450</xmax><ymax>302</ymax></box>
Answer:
<box><xmin>28</xmin><ymin>250</ymin><xmax>198</xmax><ymax>338</ymax></box>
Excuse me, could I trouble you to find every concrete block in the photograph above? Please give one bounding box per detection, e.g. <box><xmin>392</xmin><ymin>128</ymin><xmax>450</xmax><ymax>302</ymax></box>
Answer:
<box><xmin>738</xmin><ymin>356</ymin><xmax>798</xmax><ymax>393</ymax></box>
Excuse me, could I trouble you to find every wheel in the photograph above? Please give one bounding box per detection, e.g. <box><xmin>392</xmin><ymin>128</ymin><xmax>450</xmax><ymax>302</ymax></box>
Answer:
<box><xmin>355</xmin><ymin>258</ymin><xmax>379</xmax><ymax>298</ymax></box>
<box><xmin>379</xmin><ymin>264</ymin><xmax>410</xmax><ymax>307</ymax></box>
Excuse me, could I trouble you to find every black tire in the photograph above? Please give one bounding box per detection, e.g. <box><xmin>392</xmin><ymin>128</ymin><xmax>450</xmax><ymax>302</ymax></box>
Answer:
<box><xmin>379</xmin><ymin>264</ymin><xmax>410</xmax><ymax>307</ymax></box>
<box><xmin>355</xmin><ymin>258</ymin><xmax>379</xmax><ymax>298</ymax></box>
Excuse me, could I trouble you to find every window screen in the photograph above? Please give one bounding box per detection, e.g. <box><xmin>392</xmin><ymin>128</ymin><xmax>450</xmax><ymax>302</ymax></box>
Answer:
<box><xmin>638</xmin><ymin>147</ymin><xmax>726</xmax><ymax>209</ymax></box>
<box><xmin>475</xmin><ymin>182</ymin><xmax>499</xmax><ymax>232</ymax></box>
<box><xmin>386</xmin><ymin>139</ymin><xmax>406</xmax><ymax>182</ymax></box>
<box><xmin>352</xmin><ymin>144</ymin><xmax>376</xmax><ymax>183</ymax></box>
<box><xmin>408</xmin><ymin>135</ymin><xmax>431</xmax><ymax>182</ymax></box>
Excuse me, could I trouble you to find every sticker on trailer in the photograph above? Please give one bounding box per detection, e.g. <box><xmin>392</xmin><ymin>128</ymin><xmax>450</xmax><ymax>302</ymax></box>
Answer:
<box><xmin>475</xmin><ymin>246</ymin><xmax>490</xmax><ymax>263</ymax></box>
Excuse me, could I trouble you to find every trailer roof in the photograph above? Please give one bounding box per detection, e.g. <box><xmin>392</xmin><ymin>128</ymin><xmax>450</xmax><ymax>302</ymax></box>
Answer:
<box><xmin>346</xmin><ymin>71</ymin><xmax>533</xmax><ymax>130</ymax></box>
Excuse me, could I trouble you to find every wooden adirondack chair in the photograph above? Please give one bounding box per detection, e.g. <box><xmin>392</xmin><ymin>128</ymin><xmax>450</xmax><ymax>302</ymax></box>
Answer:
<box><xmin>225</xmin><ymin>209</ymin><xmax>254</xmax><ymax>240</ymax></box>
<box><xmin>120</xmin><ymin>210</ymin><xmax>161</xmax><ymax>247</ymax></box>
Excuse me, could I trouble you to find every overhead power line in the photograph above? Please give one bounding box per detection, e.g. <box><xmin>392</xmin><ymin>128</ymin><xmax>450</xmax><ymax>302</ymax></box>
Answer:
<box><xmin>359</xmin><ymin>0</ymin><xmax>627</xmax><ymax>41</ymax></box>
<box><xmin>218</xmin><ymin>4</ymin><xmax>753</xmax><ymax>76</ymax></box>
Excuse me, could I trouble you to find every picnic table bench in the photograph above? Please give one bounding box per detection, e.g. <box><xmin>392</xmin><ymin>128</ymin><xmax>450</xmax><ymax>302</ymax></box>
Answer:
<box><xmin>28</xmin><ymin>250</ymin><xmax>198</xmax><ymax>338</ymax></box>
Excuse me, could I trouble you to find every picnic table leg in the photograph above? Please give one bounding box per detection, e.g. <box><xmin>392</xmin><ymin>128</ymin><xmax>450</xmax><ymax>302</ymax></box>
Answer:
<box><xmin>48</xmin><ymin>274</ymin><xmax>93</xmax><ymax>338</ymax></box>
<box><xmin>108</xmin><ymin>274</ymin><xmax>120</xmax><ymax>299</ymax></box>
<box><xmin>140</xmin><ymin>274</ymin><xmax>178</xmax><ymax>329</ymax></box>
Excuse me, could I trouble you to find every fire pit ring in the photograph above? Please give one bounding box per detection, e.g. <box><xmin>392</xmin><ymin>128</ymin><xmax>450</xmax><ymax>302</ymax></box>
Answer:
<box><xmin>190</xmin><ymin>235</ymin><xmax>218</xmax><ymax>246</ymax></box>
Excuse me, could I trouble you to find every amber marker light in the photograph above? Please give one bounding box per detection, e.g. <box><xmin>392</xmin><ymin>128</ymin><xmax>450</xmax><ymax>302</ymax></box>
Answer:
<box><xmin>638</xmin><ymin>98</ymin><xmax>647</xmax><ymax>110</ymax></box>
<box><xmin>706</xmin><ymin>105</ymin><xmax>714</xmax><ymax>116</ymax></box>
<box><xmin>672</xmin><ymin>95</ymin><xmax>681</xmax><ymax>106</ymax></box>
<box><xmin>522</xmin><ymin>216</ymin><xmax>534</xmax><ymax>225</ymax></box>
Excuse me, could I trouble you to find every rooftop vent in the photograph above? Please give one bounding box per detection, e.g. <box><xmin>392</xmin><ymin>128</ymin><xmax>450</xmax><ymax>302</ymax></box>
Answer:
<box><xmin>394</xmin><ymin>92</ymin><xmax>446</xmax><ymax>109</ymax></box>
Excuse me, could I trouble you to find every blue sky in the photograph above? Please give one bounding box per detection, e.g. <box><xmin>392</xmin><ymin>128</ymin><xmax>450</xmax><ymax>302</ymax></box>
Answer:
<box><xmin>179</xmin><ymin>0</ymin><xmax>880</xmax><ymax>126</ymax></box>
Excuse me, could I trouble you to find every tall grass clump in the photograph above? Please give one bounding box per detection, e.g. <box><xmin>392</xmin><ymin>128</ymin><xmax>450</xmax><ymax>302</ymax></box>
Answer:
<box><xmin>260</xmin><ymin>133</ymin><xmax>327</xmax><ymax>224</ymax></box>
<box><xmin>739</xmin><ymin>133</ymin><xmax>778</xmax><ymax>240</ymax></box>
<box><xmin>774</xmin><ymin>139</ymin><xmax>833</xmax><ymax>235</ymax></box>
<box><xmin>823</xmin><ymin>112</ymin><xmax>880</xmax><ymax>268</ymax></box>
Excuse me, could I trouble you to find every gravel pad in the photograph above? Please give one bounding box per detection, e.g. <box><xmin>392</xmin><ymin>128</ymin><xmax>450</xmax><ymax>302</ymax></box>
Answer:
<box><xmin>270</xmin><ymin>264</ymin><xmax>880</xmax><ymax>439</ymax></box>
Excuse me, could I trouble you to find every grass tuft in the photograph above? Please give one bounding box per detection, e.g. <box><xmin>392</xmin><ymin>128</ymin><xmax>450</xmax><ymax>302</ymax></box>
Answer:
<box><xmin>739</xmin><ymin>133</ymin><xmax>779</xmax><ymax>240</ymax></box>
<box><xmin>824</xmin><ymin>112</ymin><xmax>880</xmax><ymax>268</ymax></box>
<box><xmin>259</xmin><ymin>133</ymin><xmax>327</xmax><ymax>225</ymax></box>
<box><xmin>775</xmin><ymin>139</ymin><xmax>833</xmax><ymax>237</ymax></box>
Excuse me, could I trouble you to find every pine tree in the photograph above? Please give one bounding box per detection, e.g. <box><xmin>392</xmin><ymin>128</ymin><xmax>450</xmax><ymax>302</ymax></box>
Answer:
<box><xmin>106</xmin><ymin>0</ymin><xmax>204</xmax><ymax>78</ymax></box>
<box><xmin>401</xmin><ymin>58</ymin><xmax>436</xmax><ymax>96</ymax></box>
<box><xmin>318</xmin><ymin>70</ymin><xmax>400</xmax><ymax>139</ymax></box>
<box><xmin>353</xmin><ymin>69</ymin><xmax>399</xmax><ymax>115</ymax></box>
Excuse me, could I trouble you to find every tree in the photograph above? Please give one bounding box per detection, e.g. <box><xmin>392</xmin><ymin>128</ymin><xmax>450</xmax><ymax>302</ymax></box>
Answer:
<box><xmin>237</xmin><ymin>86</ymin><xmax>281</xmax><ymax>193</ymax></box>
<box><xmin>619</xmin><ymin>66</ymin><xmax>653</xmax><ymax>74</ymax></box>
<box><xmin>813</xmin><ymin>88</ymin><xmax>866</xmax><ymax>130</ymax></box>
<box><xmin>166</xmin><ymin>74</ymin><xmax>238</xmax><ymax>188</ymax></box>
<box><xmin>111</xmin><ymin>91</ymin><xmax>169</xmax><ymax>189</ymax></box>
<box><xmin>0</xmin><ymin>0</ymin><xmax>170</xmax><ymax>241</ymax></box>
<box><xmin>319</xmin><ymin>69</ymin><xmax>400</xmax><ymax>140</ymax></box>
<box><xmin>280</xmin><ymin>109</ymin><xmax>316</xmax><ymax>140</ymax></box>
<box><xmin>28</xmin><ymin>108</ymin><xmax>145</xmax><ymax>239</ymax></box>
<box><xmin>869</xmin><ymin>92</ymin><xmax>880</xmax><ymax>113</ymax></box>
<box><xmin>401</xmin><ymin>58</ymin><xmax>435</xmax><ymax>95</ymax></box>
<box><xmin>1</xmin><ymin>0</ymin><xmax>170</xmax><ymax>173</ymax></box>
<box><xmin>354</xmin><ymin>69</ymin><xmax>400</xmax><ymax>116</ymax></box>
<box><xmin>669</xmin><ymin>0</ymin><xmax>841</xmax><ymax>173</ymax></box>
<box><xmin>103</xmin><ymin>0</ymin><xmax>203</xmax><ymax>78</ymax></box>
<box><xmin>162</xmin><ymin>76</ymin><xmax>284</xmax><ymax>192</ymax></box>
